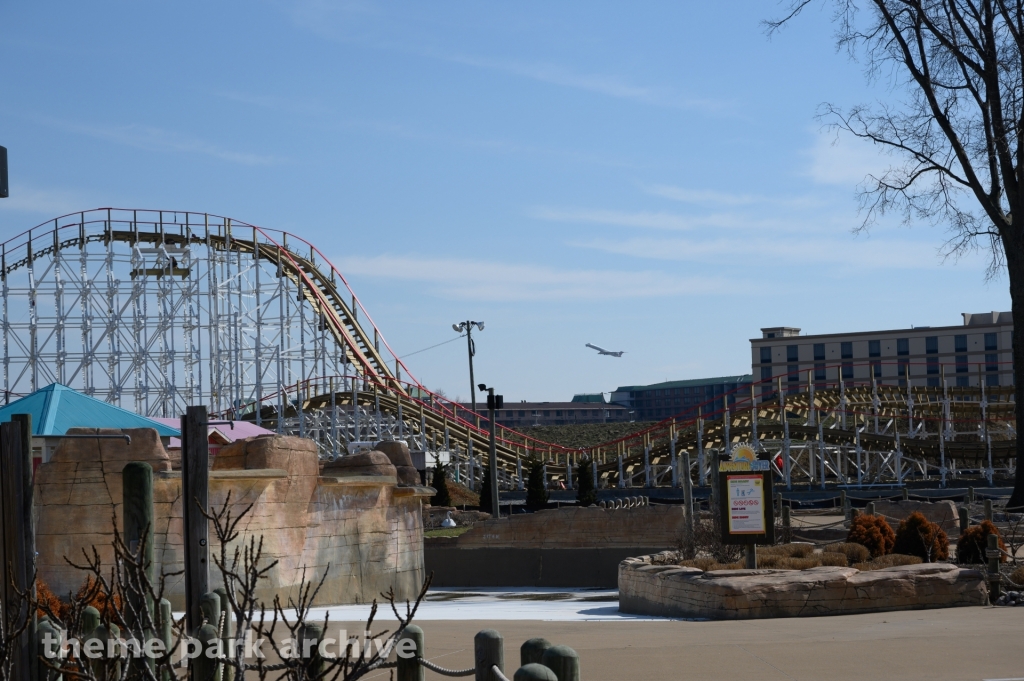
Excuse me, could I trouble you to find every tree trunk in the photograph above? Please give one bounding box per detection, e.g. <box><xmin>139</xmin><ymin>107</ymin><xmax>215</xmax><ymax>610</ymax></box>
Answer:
<box><xmin>1006</xmin><ymin>240</ymin><xmax>1024</xmax><ymax>510</ymax></box>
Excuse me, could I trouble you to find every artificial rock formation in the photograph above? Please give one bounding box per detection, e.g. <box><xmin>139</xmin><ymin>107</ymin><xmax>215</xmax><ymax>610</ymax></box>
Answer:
<box><xmin>35</xmin><ymin>429</ymin><xmax>431</xmax><ymax>608</ymax></box>
<box><xmin>373</xmin><ymin>440</ymin><xmax>422</xmax><ymax>486</ymax></box>
<box><xmin>619</xmin><ymin>552</ymin><xmax>987</xmax><ymax>619</ymax></box>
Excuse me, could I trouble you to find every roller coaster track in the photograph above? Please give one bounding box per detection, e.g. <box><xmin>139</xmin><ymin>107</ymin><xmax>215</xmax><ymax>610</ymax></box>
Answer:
<box><xmin>1</xmin><ymin>208</ymin><xmax>1016</xmax><ymax>488</ymax></box>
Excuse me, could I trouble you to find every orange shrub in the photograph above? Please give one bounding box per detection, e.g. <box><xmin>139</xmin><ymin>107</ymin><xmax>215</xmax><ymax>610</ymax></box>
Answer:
<box><xmin>847</xmin><ymin>514</ymin><xmax>895</xmax><ymax>558</ymax></box>
<box><xmin>36</xmin><ymin>579</ymin><xmax>69</xmax><ymax>621</ymax></box>
<box><xmin>892</xmin><ymin>512</ymin><xmax>949</xmax><ymax>562</ymax></box>
<box><xmin>956</xmin><ymin>520</ymin><xmax>1006</xmax><ymax>564</ymax></box>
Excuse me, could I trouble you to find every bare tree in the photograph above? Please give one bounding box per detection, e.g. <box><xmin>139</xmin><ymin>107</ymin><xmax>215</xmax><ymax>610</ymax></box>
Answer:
<box><xmin>766</xmin><ymin>0</ymin><xmax>1024</xmax><ymax>508</ymax></box>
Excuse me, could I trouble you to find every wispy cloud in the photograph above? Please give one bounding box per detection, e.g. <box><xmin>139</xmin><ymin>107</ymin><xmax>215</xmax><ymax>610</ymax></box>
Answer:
<box><xmin>333</xmin><ymin>254</ymin><xmax>747</xmax><ymax>301</ymax></box>
<box><xmin>643</xmin><ymin>184</ymin><xmax>820</xmax><ymax>209</ymax></box>
<box><xmin>0</xmin><ymin>184</ymin><xmax>97</xmax><ymax>216</ymax></box>
<box><xmin>529</xmin><ymin>206</ymin><xmax>803</xmax><ymax>232</ymax></box>
<box><xmin>41</xmin><ymin>117</ymin><xmax>278</xmax><ymax>165</ymax></box>
<box><xmin>574</xmin><ymin>234</ymin><xmax>961</xmax><ymax>270</ymax></box>
<box><xmin>806</xmin><ymin>129</ymin><xmax>891</xmax><ymax>187</ymax></box>
<box><xmin>438</xmin><ymin>54</ymin><xmax>729</xmax><ymax>113</ymax></box>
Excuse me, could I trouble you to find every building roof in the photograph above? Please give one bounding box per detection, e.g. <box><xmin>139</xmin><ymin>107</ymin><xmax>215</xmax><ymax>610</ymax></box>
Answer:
<box><xmin>613</xmin><ymin>374</ymin><xmax>753</xmax><ymax>393</ymax></box>
<box><xmin>571</xmin><ymin>394</ymin><xmax>606</xmax><ymax>403</ymax></box>
<box><xmin>151</xmin><ymin>418</ymin><xmax>276</xmax><ymax>448</ymax></box>
<box><xmin>0</xmin><ymin>383</ymin><xmax>180</xmax><ymax>437</ymax></box>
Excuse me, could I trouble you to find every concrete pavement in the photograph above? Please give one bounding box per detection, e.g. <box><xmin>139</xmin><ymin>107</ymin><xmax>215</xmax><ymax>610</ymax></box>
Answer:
<box><xmin>339</xmin><ymin>603</ymin><xmax>1023</xmax><ymax>681</ymax></box>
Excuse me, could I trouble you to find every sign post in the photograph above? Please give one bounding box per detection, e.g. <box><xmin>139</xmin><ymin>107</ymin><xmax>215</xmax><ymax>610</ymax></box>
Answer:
<box><xmin>717</xmin><ymin>443</ymin><xmax>775</xmax><ymax>567</ymax></box>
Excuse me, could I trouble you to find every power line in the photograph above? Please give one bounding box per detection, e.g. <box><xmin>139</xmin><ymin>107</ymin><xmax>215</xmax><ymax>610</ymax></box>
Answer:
<box><xmin>399</xmin><ymin>333</ymin><xmax>466</xmax><ymax>359</ymax></box>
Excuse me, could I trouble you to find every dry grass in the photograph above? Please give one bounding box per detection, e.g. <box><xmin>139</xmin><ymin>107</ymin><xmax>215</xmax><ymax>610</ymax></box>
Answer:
<box><xmin>674</xmin><ymin>542</ymin><xmax>928</xmax><ymax>573</ymax></box>
<box><xmin>824</xmin><ymin>542</ymin><xmax>872</xmax><ymax>564</ymax></box>
<box><xmin>818</xmin><ymin>551</ymin><xmax>850</xmax><ymax>567</ymax></box>
<box><xmin>853</xmin><ymin>553</ymin><xmax>923</xmax><ymax>571</ymax></box>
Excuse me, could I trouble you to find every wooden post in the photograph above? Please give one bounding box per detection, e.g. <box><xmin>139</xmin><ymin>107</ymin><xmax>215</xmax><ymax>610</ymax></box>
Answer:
<box><xmin>514</xmin><ymin>664</ymin><xmax>558</xmax><ymax>681</ymax></box>
<box><xmin>475</xmin><ymin>629</ymin><xmax>504</xmax><ymax>681</ymax></box>
<box><xmin>520</xmin><ymin>638</ymin><xmax>551</xmax><ymax>666</ymax></box>
<box><xmin>123</xmin><ymin>462</ymin><xmax>155</xmax><ymax>586</ymax></box>
<box><xmin>987</xmin><ymin>533</ymin><xmax>1001</xmax><ymax>602</ymax></box>
<box><xmin>959</xmin><ymin>506</ymin><xmax>969</xmax><ymax>534</ymax></box>
<box><xmin>1</xmin><ymin>414</ymin><xmax>35</xmax><ymax>681</ymax></box>
<box><xmin>781</xmin><ymin>506</ymin><xmax>791</xmax><ymax>543</ymax></box>
<box><xmin>866</xmin><ymin>501</ymin><xmax>876</xmax><ymax>517</ymax></box>
<box><xmin>181</xmin><ymin>405</ymin><xmax>210</xmax><ymax>634</ymax></box>
<box><xmin>540</xmin><ymin>645</ymin><xmax>580</xmax><ymax>681</ymax></box>
<box><xmin>984</xmin><ymin>498</ymin><xmax>993</xmax><ymax>521</ymax></box>
<box><xmin>397</xmin><ymin>625</ymin><xmax>425</xmax><ymax>681</ymax></box>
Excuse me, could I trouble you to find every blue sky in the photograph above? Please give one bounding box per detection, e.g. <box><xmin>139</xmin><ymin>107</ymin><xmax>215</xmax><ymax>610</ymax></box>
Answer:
<box><xmin>0</xmin><ymin>1</ymin><xmax>1010</xmax><ymax>402</ymax></box>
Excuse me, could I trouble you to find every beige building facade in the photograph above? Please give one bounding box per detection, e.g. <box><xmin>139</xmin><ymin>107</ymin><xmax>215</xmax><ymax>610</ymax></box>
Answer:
<box><xmin>750</xmin><ymin>311</ymin><xmax>1013</xmax><ymax>400</ymax></box>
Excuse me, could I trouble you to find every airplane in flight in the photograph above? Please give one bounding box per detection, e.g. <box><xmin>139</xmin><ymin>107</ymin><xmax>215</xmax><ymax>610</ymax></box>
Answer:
<box><xmin>586</xmin><ymin>343</ymin><xmax>625</xmax><ymax>357</ymax></box>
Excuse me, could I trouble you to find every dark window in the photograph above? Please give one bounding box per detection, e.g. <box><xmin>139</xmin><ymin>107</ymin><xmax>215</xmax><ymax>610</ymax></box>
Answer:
<box><xmin>760</xmin><ymin>346</ymin><xmax>772</xmax><ymax>363</ymax></box>
<box><xmin>567</xmin><ymin>410</ymin><xmax>574</xmax><ymax>416</ymax></box>
<box><xmin>788</xmin><ymin>364</ymin><xmax>799</xmax><ymax>382</ymax></box>
<box><xmin>841</xmin><ymin>342</ymin><xmax>853</xmax><ymax>359</ymax></box>
<box><xmin>760</xmin><ymin>366</ymin><xmax>772</xmax><ymax>381</ymax></box>
<box><xmin>813</xmin><ymin>343</ymin><xmax>825</xmax><ymax>361</ymax></box>
<box><xmin>927</xmin><ymin>357</ymin><xmax>939</xmax><ymax>375</ymax></box>
<box><xmin>927</xmin><ymin>377</ymin><xmax>940</xmax><ymax>387</ymax></box>
<box><xmin>956</xmin><ymin>355</ymin><xmax>968</xmax><ymax>373</ymax></box>
<box><xmin>955</xmin><ymin>334</ymin><xmax>967</xmax><ymax>352</ymax></box>
<box><xmin>986</xmin><ymin>353</ymin><xmax>999</xmax><ymax>372</ymax></box>
<box><xmin>897</xmin><ymin>338</ymin><xmax>910</xmax><ymax>356</ymax></box>
<box><xmin>814</xmin><ymin>363</ymin><xmax>826</xmax><ymax>381</ymax></box>
<box><xmin>872</xmin><ymin>361</ymin><xmax>882</xmax><ymax>378</ymax></box>
<box><xmin>985</xmin><ymin>333</ymin><xmax>997</xmax><ymax>351</ymax></box>
<box><xmin>519</xmin><ymin>411</ymin><xmax>525</xmax><ymax>417</ymax></box>
<box><xmin>899</xmin><ymin>359</ymin><xmax>909</xmax><ymax>380</ymax></box>
<box><xmin>841</xmin><ymin>362</ymin><xmax>853</xmax><ymax>380</ymax></box>
<box><xmin>956</xmin><ymin>376</ymin><xmax>970</xmax><ymax>387</ymax></box>
<box><xmin>869</xmin><ymin>340</ymin><xmax>881</xmax><ymax>358</ymax></box>
<box><xmin>926</xmin><ymin>336</ymin><xmax>938</xmax><ymax>354</ymax></box>
<box><xmin>787</xmin><ymin>345</ymin><xmax>799</xmax><ymax>362</ymax></box>
<box><xmin>987</xmin><ymin>373</ymin><xmax>999</xmax><ymax>386</ymax></box>
<box><xmin>556</xmin><ymin>411</ymin><xmax>562</xmax><ymax>416</ymax></box>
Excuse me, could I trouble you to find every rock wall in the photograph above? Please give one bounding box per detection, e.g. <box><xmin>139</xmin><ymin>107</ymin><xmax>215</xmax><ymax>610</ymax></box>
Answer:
<box><xmin>34</xmin><ymin>429</ymin><xmax>430</xmax><ymax>608</ymax></box>
<box><xmin>450</xmin><ymin>505</ymin><xmax>687</xmax><ymax>549</ymax></box>
<box><xmin>619</xmin><ymin>553</ymin><xmax>987</xmax><ymax>619</ymax></box>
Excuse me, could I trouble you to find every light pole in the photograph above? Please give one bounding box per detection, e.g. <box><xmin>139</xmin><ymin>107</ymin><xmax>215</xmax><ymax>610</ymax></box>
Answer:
<box><xmin>1</xmin><ymin>145</ymin><xmax>9</xmax><ymax>199</ymax></box>
<box><xmin>477</xmin><ymin>383</ymin><xmax>502</xmax><ymax>517</ymax></box>
<box><xmin>452</xmin><ymin>320</ymin><xmax>484</xmax><ymax>416</ymax></box>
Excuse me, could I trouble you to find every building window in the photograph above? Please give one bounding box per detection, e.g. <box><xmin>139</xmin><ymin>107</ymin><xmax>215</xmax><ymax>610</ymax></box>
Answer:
<box><xmin>814</xmin><ymin>363</ymin><xmax>826</xmax><ymax>381</ymax></box>
<box><xmin>841</xmin><ymin>362</ymin><xmax>853</xmax><ymax>380</ymax></box>
<box><xmin>898</xmin><ymin>359</ymin><xmax>909</xmax><ymax>381</ymax></box>
<box><xmin>927</xmin><ymin>377</ymin><xmax>940</xmax><ymax>387</ymax></box>
<box><xmin>956</xmin><ymin>355</ymin><xmax>968</xmax><ymax>373</ymax></box>
<box><xmin>519</xmin><ymin>411</ymin><xmax>525</xmax><ymax>417</ymax></box>
<box><xmin>926</xmin><ymin>336</ymin><xmax>938</xmax><ymax>354</ymax></box>
<box><xmin>986</xmin><ymin>353</ymin><xmax>998</xmax><ymax>372</ymax></box>
<box><xmin>841</xmin><ymin>342</ymin><xmax>853</xmax><ymax>359</ymax></box>
<box><xmin>869</xmin><ymin>340</ymin><xmax>881</xmax><ymax>358</ymax></box>
<box><xmin>897</xmin><ymin>338</ymin><xmax>910</xmax><ymax>356</ymax></box>
<box><xmin>760</xmin><ymin>366</ymin><xmax>772</xmax><ymax>381</ymax></box>
<box><xmin>872</xmin><ymin>361</ymin><xmax>882</xmax><ymax>378</ymax></box>
<box><xmin>556</xmin><ymin>411</ymin><xmax>562</xmax><ymax>417</ymax></box>
<box><xmin>987</xmin><ymin>373</ymin><xmax>999</xmax><ymax>386</ymax></box>
<box><xmin>788</xmin><ymin>364</ymin><xmax>799</xmax><ymax>382</ymax></box>
<box><xmin>985</xmin><ymin>333</ymin><xmax>997</xmax><ymax>351</ymax></box>
<box><xmin>956</xmin><ymin>376</ymin><xmax>970</xmax><ymax>387</ymax></box>
<box><xmin>813</xmin><ymin>343</ymin><xmax>825</xmax><ymax>361</ymax></box>
<box><xmin>787</xmin><ymin>345</ymin><xmax>798</xmax><ymax>362</ymax></box>
<box><xmin>760</xmin><ymin>346</ymin><xmax>772</xmax><ymax>363</ymax></box>
<box><xmin>927</xmin><ymin>358</ymin><xmax>939</xmax><ymax>375</ymax></box>
<box><xmin>955</xmin><ymin>334</ymin><xmax>967</xmax><ymax>353</ymax></box>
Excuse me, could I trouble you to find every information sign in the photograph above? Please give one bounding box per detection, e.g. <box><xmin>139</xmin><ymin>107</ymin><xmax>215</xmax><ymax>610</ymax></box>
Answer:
<box><xmin>726</xmin><ymin>474</ymin><xmax>765</xmax><ymax>534</ymax></box>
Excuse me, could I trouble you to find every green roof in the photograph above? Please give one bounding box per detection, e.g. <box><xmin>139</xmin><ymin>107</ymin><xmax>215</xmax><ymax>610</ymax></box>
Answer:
<box><xmin>571</xmin><ymin>394</ymin><xmax>606</xmax><ymax>403</ymax></box>
<box><xmin>0</xmin><ymin>383</ymin><xmax>180</xmax><ymax>437</ymax></box>
<box><xmin>614</xmin><ymin>374</ymin><xmax>753</xmax><ymax>393</ymax></box>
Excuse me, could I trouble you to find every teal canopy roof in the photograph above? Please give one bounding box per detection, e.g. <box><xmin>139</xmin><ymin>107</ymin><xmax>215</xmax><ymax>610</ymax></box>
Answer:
<box><xmin>0</xmin><ymin>383</ymin><xmax>180</xmax><ymax>437</ymax></box>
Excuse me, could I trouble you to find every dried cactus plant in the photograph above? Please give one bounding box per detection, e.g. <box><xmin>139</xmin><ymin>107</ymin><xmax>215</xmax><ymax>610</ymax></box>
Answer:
<box><xmin>847</xmin><ymin>514</ymin><xmax>896</xmax><ymax>558</ymax></box>
<box><xmin>892</xmin><ymin>512</ymin><xmax>949</xmax><ymax>562</ymax></box>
